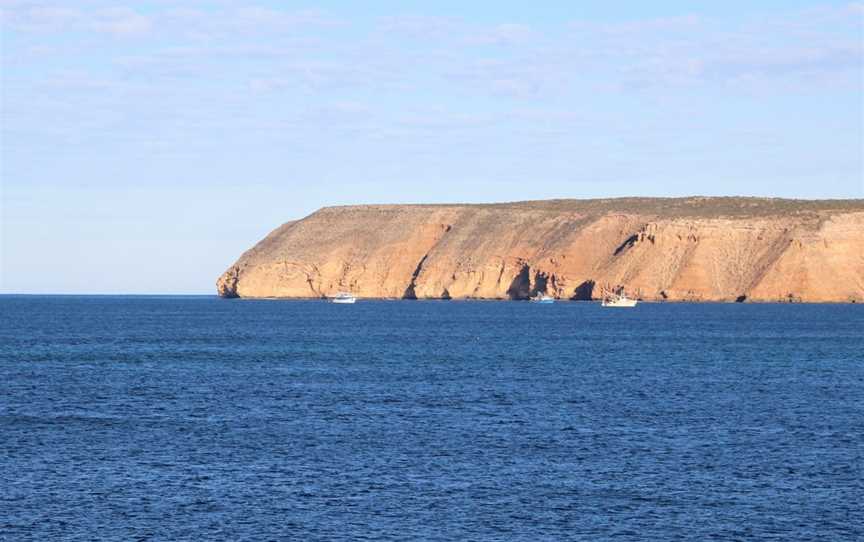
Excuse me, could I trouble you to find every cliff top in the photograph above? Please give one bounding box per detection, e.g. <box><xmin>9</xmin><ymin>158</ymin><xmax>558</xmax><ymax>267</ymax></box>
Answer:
<box><xmin>321</xmin><ymin>196</ymin><xmax>864</xmax><ymax>219</ymax></box>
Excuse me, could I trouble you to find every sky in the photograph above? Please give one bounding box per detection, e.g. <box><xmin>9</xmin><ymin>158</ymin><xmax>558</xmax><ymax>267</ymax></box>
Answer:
<box><xmin>1</xmin><ymin>1</ymin><xmax>862</xmax><ymax>294</ymax></box>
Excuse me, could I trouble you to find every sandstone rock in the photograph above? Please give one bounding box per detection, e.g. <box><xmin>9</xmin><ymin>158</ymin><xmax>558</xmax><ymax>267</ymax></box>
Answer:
<box><xmin>217</xmin><ymin>198</ymin><xmax>864</xmax><ymax>302</ymax></box>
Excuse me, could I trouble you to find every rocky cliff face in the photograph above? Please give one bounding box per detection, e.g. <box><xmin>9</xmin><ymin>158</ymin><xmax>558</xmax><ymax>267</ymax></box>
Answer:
<box><xmin>217</xmin><ymin>198</ymin><xmax>864</xmax><ymax>302</ymax></box>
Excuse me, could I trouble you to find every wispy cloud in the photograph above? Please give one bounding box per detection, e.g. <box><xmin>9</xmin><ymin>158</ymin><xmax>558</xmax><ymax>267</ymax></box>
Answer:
<box><xmin>0</xmin><ymin>2</ymin><xmax>342</xmax><ymax>38</ymax></box>
<box><xmin>2</xmin><ymin>1</ymin><xmax>861</xmax><ymax>160</ymax></box>
<box><xmin>0</xmin><ymin>3</ymin><xmax>82</xmax><ymax>32</ymax></box>
<box><xmin>1</xmin><ymin>2</ymin><xmax>154</xmax><ymax>36</ymax></box>
<box><xmin>4</xmin><ymin>3</ymin><xmax>859</xmax><ymax>93</ymax></box>
<box><xmin>92</xmin><ymin>7</ymin><xmax>151</xmax><ymax>36</ymax></box>
<box><xmin>162</xmin><ymin>5</ymin><xmax>344</xmax><ymax>38</ymax></box>
<box><xmin>377</xmin><ymin>15</ymin><xmax>462</xmax><ymax>39</ymax></box>
<box><xmin>570</xmin><ymin>14</ymin><xmax>702</xmax><ymax>35</ymax></box>
<box><xmin>468</xmin><ymin>23</ymin><xmax>534</xmax><ymax>45</ymax></box>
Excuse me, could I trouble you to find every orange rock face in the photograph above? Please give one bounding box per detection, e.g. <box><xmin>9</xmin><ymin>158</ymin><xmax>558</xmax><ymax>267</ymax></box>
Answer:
<box><xmin>217</xmin><ymin>198</ymin><xmax>864</xmax><ymax>302</ymax></box>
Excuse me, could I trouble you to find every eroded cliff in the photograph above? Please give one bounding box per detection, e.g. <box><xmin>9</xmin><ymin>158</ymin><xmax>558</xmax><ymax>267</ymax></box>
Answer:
<box><xmin>217</xmin><ymin>198</ymin><xmax>864</xmax><ymax>302</ymax></box>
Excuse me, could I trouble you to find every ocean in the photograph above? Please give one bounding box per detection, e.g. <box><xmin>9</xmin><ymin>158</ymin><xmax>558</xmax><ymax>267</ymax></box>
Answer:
<box><xmin>1</xmin><ymin>296</ymin><xmax>862</xmax><ymax>540</ymax></box>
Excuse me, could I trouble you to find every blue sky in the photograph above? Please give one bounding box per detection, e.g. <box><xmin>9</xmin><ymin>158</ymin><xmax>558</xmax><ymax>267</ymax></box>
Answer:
<box><xmin>1</xmin><ymin>1</ymin><xmax>862</xmax><ymax>294</ymax></box>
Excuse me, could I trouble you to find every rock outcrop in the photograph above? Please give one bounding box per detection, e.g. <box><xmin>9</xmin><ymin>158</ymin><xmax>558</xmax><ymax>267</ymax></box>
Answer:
<box><xmin>217</xmin><ymin>197</ymin><xmax>864</xmax><ymax>302</ymax></box>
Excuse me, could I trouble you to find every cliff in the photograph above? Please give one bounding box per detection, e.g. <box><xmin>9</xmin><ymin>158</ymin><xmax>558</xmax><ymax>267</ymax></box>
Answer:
<box><xmin>217</xmin><ymin>197</ymin><xmax>864</xmax><ymax>302</ymax></box>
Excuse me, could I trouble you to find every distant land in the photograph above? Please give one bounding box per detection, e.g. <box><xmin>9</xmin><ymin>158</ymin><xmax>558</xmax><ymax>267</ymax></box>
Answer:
<box><xmin>217</xmin><ymin>197</ymin><xmax>864</xmax><ymax>303</ymax></box>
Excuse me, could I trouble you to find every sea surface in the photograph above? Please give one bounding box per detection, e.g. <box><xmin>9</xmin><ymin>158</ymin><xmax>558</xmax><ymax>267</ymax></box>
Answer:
<box><xmin>1</xmin><ymin>296</ymin><xmax>862</xmax><ymax>541</ymax></box>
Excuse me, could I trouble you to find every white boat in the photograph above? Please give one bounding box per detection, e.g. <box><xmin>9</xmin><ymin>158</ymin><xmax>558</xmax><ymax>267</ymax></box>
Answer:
<box><xmin>530</xmin><ymin>294</ymin><xmax>555</xmax><ymax>304</ymax></box>
<box><xmin>601</xmin><ymin>293</ymin><xmax>637</xmax><ymax>308</ymax></box>
<box><xmin>331</xmin><ymin>292</ymin><xmax>356</xmax><ymax>304</ymax></box>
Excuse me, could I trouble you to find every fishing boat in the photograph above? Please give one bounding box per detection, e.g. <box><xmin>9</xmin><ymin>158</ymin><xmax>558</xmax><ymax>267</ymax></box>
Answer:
<box><xmin>601</xmin><ymin>292</ymin><xmax>637</xmax><ymax>308</ymax></box>
<box><xmin>331</xmin><ymin>292</ymin><xmax>356</xmax><ymax>304</ymax></box>
<box><xmin>530</xmin><ymin>294</ymin><xmax>555</xmax><ymax>304</ymax></box>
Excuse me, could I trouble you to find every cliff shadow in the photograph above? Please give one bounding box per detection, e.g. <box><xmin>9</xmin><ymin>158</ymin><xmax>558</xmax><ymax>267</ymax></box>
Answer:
<box><xmin>403</xmin><ymin>285</ymin><xmax>417</xmax><ymax>299</ymax></box>
<box><xmin>613</xmin><ymin>234</ymin><xmax>639</xmax><ymax>256</ymax></box>
<box><xmin>402</xmin><ymin>254</ymin><xmax>429</xmax><ymax>300</ymax></box>
<box><xmin>571</xmin><ymin>280</ymin><xmax>595</xmax><ymax>300</ymax></box>
<box><xmin>529</xmin><ymin>271</ymin><xmax>549</xmax><ymax>297</ymax></box>
<box><xmin>507</xmin><ymin>265</ymin><xmax>531</xmax><ymax>300</ymax></box>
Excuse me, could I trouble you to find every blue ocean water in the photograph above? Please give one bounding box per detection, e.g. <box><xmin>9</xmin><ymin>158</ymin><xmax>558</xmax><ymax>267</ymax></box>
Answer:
<box><xmin>1</xmin><ymin>296</ymin><xmax>862</xmax><ymax>541</ymax></box>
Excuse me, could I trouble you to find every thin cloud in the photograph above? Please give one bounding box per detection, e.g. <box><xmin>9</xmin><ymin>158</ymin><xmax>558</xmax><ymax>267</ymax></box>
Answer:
<box><xmin>468</xmin><ymin>23</ymin><xmax>534</xmax><ymax>45</ymax></box>
<box><xmin>570</xmin><ymin>14</ymin><xmax>702</xmax><ymax>35</ymax></box>
<box><xmin>1</xmin><ymin>3</ymin><xmax>342</xmax><ymax>37</ymax></box>
<box><xmin>377</xmin><ymin>15</ymin><xmax>462</xmax><ymax>38</ymax></box>
<box><xmin>0</xmin><ymin>4</ymin><xmax>82</xmax><ymax>31</ymax></box>
<box><xmin>92</xmin><ymin>7</ymin><xmax>151</xmax><ymax>36</ymax></box>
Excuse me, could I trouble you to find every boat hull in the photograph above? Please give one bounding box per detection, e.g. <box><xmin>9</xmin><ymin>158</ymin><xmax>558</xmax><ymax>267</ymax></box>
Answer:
<box><xmin>601</xmin><ymin>299</ymin><xmax>637</xmax><ymax>307</ymax></box>
<box><xmin>331</xmin><ymin>292</ymin><xmax>357</xmax><ymax>303</ymax></box>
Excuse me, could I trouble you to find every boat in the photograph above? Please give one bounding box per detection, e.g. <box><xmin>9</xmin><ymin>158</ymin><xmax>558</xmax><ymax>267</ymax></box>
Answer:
<box><xmin>530</xmin><ymin>294</ymin><xmax>555</xmax><ymax>304</ymax></box>
<box><xmin>601</xmin><ymin>292</ymin><xmax>638</xmax><ymax>308</ymax></box>
<box><xmin>331</xmin><ymin>292</ymin><xmax>356</xmax><ymax>304</ymax></box>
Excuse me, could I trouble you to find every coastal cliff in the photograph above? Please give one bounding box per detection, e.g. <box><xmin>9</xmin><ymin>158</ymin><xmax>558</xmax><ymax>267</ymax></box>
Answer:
<box><xmin>217</xmin><ymin>198</ymin><xmax>864</xmax><ymax>302</ymax></box>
